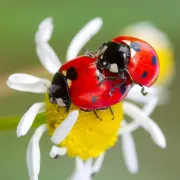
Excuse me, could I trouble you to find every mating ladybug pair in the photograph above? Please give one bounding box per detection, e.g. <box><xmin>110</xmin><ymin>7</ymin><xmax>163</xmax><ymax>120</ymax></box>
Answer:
<box><xmin>48</xmin><ymin>36</ymin><xmax>159</xmax><ymax>116</ymax></box>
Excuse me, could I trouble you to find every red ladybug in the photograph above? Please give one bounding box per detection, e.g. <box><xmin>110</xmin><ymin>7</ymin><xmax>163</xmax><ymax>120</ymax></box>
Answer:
<box><xmin>48</xmin><ymin>56</ymin><xmax>132</xmax><ymax>114</ymax></box>
<box><xmin>95</xmin><ymin>36</ymin><xmax>159</xmax><ymax>95</ymax></box>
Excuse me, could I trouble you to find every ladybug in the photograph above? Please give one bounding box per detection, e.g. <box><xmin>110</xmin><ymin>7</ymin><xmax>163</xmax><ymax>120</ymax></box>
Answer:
<box><xmin>94</xmin><ymin>36</ymin><xmax>159</xmax><ymax>95</ymax></box>
<box><xmin>48</xmin><ymin>55</ymin><xmax>132</xmax><ymax>118</ymax></box>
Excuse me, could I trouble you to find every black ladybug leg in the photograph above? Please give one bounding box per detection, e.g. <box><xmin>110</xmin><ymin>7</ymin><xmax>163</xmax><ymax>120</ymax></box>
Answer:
<box><xmin>109</xmin><ymin>107</ymin><xmax>114</xmax><ymax>120</ymax></box>
<box><xmin>99</xmin><ymin>76</ymin><xmax>121</xmax><ymax>86</ymax></box>
<box><xmin>109</xmin><ymin>79</ymin><xmax>126</xmax><ymax>97</ymax></box>
<box><xmin>93</xmin><ymin>111</ymin><xmax>103</xmax><ymax>121</ymax></box>
<box><xmin>140</xmin><ymin>85</ymin><xmax>148</xmax><ymax>96</ymax></box>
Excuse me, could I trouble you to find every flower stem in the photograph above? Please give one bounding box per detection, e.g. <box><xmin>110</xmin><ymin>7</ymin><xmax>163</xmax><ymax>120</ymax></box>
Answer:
<box><xmin>0</xmin><ymin>113</ymin><xmax>46</xmax><ymax>131</ymax></box>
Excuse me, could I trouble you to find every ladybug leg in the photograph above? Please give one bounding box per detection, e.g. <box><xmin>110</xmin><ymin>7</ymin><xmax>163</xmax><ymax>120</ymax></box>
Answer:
<box><xmin>140</xmin><ymin>85</ymin><xmax>148</xmax><ymax>96</ymax></box>
<box><xmin>93</xmin><ymin>111</ymin><xmax>103</xmax><ymax>121</ymax></box>
<box><xmin>119</xmin><ymin>69</ymin><xmax>126</xmax><ymax>79</ymax></box>
<box><xmin>109</xmin><ymin>107</ymin><xmax>114</xmax><ymax>120</ymax></box>
<box><xmin>109</xmin><ymin>79</ymin><xmax>126</xmax><ymax>97</ymax></box>
<box><xmin>99</xmin><ymin>76</ymin><xmax>121</xmax><ymax>86</ymax></box>
<box><xmin>83</xmin><ymin>49</ymin><xmax>95</xmax><ymax>58</ymax></box>
<box><xmin>105</xmin><ymin>76</ymin><xmax>121</xmax><ymax>80</ymax></box>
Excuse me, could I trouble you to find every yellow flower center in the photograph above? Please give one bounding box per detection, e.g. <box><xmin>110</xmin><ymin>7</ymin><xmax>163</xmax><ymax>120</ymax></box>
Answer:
<box><xmin>45</xmin><ymin>95</ymin><xmax>123</xmax><ymax>160</ymax></box>
<box><xmin>155</xmin><ymin>48</ymin><xmax>175</xmax><ymax>86</ymax></box>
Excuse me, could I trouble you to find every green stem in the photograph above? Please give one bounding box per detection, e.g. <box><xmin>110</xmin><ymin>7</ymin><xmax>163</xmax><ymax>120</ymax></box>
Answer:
<box><xmin>0</xmin><ymin>113</ymin><xmax>46</xmax><ymax>131</ymax></box>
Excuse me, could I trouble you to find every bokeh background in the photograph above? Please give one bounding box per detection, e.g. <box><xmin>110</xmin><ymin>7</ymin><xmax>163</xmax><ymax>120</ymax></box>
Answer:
<box><xmin>0</xmin><ymin>0</ymin><xmax>179</xmax><ymax>179</ymax></box>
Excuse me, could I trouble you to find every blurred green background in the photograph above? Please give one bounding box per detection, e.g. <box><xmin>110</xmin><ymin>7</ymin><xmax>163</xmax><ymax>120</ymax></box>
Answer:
<box><xmin>0</xmin><ymin>0</ymin><xmax>180</xmax><ymax>179</ymax></box>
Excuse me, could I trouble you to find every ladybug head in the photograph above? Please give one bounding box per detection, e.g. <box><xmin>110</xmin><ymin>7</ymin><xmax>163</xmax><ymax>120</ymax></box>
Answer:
<box><xmin>96</xmin><ymin>41</ymin><xmax>130</xmax><ymax>74</ymax></box>
<box><xmin>48</xmin><ymin>67</ymin><xmax>78</xmax><ymax>112</ymax></box>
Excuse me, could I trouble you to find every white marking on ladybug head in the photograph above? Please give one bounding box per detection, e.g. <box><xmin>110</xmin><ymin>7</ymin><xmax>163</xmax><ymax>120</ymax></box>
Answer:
<box><xmin>103</xmin><ymin>61</ymin><xmax>107</xmax><ymax>66</ymax></box>
<box><xmin>130</xmin><ymin>48</ymin><xmax>136</xmax><ymax>58</ymax></box>
<box><xmin>95</xmin><ymin>70</ymin><xmax>104</xmax><ymax>82</ymax></box>
<box><xmin>122</xmin><ymin>40</ymin><xmax>131</xmax><ymax>46</ymax></box>
<box><xmin>110</xmin><ymin>63</ymin><xmax>118</xmax><ymax>73</ymax></box>
<box><xmin>56</xmin><ymin>98</ymin><xmax>66</xmax><ymax>107</ymax></box>
<box><xmin>100</xmin><ymin>55</ymin><xmax>103</xmax><ymax>59</ymax></box>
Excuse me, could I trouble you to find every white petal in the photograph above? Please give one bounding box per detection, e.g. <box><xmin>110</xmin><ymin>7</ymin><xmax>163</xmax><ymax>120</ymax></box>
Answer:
<box><xmin>85</xmin><ymin>159</ymin><xmax>93</xmax><ymax>170</ymax></box>
<box><xmin>35</xmin><ymin>18</ymin><xmax>61</xmax><ymax>74</ymax></box>
<box><xmin>7</xmin><ymin>73</ymin><xmax>50</xmax><ymax>93</ymax></box>
<box><xmin>26</xmin><ymin>124</ymin><xmax>47</xmax><ymax>180</ymax></box>
<box><xmin>75</xmin><ymin>157</ymin><xmax>85</xmax><ymax>172</ymax></box>
<box><xmin>35</xmin><ymin>17</ymin><xmax>53</xmax><ymax>44</ymax></box>
<box><xmin>91</xmin><ymin>153</ymin><xmax>105</xmax><ymax>174</ymax></box>
<box><xmin>16</xmin><ymin>102</ymin><xmax>46</xmax><ymax>137</ymax></box>
<box><xmin>119</xmin><ymin>97</ymin><xmax>159</xmax><ymax>135</ymax></box>
<box><xmin>49</xmin><ymin>146</ymin><xmax>67</xmax><ymax>158</ymax></box>
<box><xmin>73</xmin><ymin>158</ymin><xmax>92</xmax><ymax>180</ymax></box>
<box><xmin>122</xmin><ymin>101</ymin><xmax>166</xmax><ymax>148</ymax></box>
<box><xmin>36</xmin><ymin>43</ymin><xmax>61</xmax><ymax>74</ymax></box>
<box><xmin>121</xmin><ymin>121</ymin><xmax>138</xmax><ymax>174</ymax></box>
<box><xmin>51</xmin><ymin>110</ymin><xmax>79</xmax><ymax>144</ymax></box>
<box><xmin>118</xmin><ymin>121</ymin><xmax>139</xmax><ymax>135</ymax></box>
<box><xmin>68</xmin><ymin>157</ymin><xmax>87</xmax><ymax>180</ymax></box>
<box><xmin>66</xmin><ymin>17</ymin><xmax>103</xmax><ymax>61</ymax></box>
<box><xmin>142</xmin><ymin>97</ymin><xmax>159</xmax><ymax>116</ymax></box>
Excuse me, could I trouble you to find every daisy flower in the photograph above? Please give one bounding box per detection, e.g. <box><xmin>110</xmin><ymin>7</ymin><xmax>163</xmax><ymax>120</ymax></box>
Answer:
<box><xmin>6</xmin><ymin>17</ymin><xmax>166</xmax><ymax>180</ymax></box>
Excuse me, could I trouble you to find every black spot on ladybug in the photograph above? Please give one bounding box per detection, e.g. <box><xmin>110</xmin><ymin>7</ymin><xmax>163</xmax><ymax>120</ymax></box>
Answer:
<box><xmin>141</xmin><ymin>71</ymin><xmax>148</xmax><ymax>78</ymax></box>
<box><xmin>152</xmin><ymin>56</ymin><xmax>157</xmax><ymax>65</ymax></box>
<box><xmin>120</xmin><ymin>84</ymin><xmax>126</xmax><ymax>95</ymax></box>
<box><xmin>92</xmin><ymin>96</ymin><xmax>97</xmax><ymax>103</ymax></box>
<box><xmin>66</xmin><ymin>67</ymin><xmax>78</xmax><ymax>80</ymax></box>
<box><xmin>130</xmin><ymin>42</ymin><xmax>140</xmax><ymax>52</ymax></box>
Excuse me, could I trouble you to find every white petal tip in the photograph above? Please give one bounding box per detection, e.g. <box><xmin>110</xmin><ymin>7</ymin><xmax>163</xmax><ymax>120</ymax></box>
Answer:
<box><xmin>72</xmin><ymin>110</ymin><xmax>79</xmax><ymax>117</ymax></box>
<box><xmin>93</xmin><ymin>17</ymin><xmax>103</xmax><ymax>24</ymax></box>
<box><xmin>44</xmin><ymin>17</ymin><xmax>53</xmax><ymax>23</ymax></box>
<box><xmin>16</xmin><ymin>103</ymin><xmax>46</xmax><ymax>137</ymax></box>
<box><xmin>130</xmin><ymin>169</ymin><xmax>138</xmax><ymax>174</ymax></box>
<box><xmin>49</xmin><ymin>146</ymin><xmax>67</xmax><ymax>158</ymax></box>
<box><xmin>16</xmin><ymin>126</ymin><xmax>26</xmax><ymax>137</ymax></box>
<box><xmin>36</xmin><ymin>17</ymin><xmax>54</xmax><ymax>44</ymax></box>
<box><xmin>6</xmin><ymin>80</ymin><xmax>11</xmax><ymax>88</ymax></box>
<box><xmin>30</xmin><ymin>175</ymin><xmax>39</xmax><ymax>180</ymax></box>
<box><xmin>51</xmin><ymin>110</ymin><xmax>79</xmax><ymax>144</ymax></box>
<box><xmin>16</xmin><ymin>131</ymin><xmax>22</xmax><ymax>137</ymax></box>
<box><xmin>158</xmin><ymin>140</ymin><xmax>166</xmax><ymax>149</ymax></box>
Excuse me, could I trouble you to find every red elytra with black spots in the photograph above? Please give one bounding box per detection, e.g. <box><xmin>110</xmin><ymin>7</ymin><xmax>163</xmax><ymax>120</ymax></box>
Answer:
<box><xmin>113</xmin><ymin>36</ymin><xmax>159</xmax><ymax>87</ymax></box>
<box><xmin>59</xmin><ymin>56</ymin><xmax>132</xmax><ymax>110</ymax></box>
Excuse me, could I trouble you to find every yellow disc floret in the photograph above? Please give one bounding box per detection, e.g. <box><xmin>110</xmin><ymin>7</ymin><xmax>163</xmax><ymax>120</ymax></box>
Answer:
<box><xmin>45</xmin><ymin>95</ymin><xmax>123</xmax><ymax>160</ymax></box>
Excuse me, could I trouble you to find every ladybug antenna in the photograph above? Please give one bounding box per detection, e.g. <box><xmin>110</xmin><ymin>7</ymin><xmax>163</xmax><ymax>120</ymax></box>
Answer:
<box><xmin>139</xmin><ymin>85</ymin><xmax>148</xmax><ymax>96</ymax></box>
